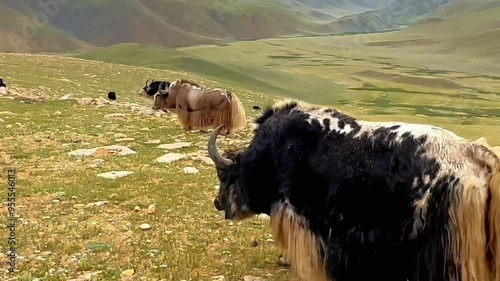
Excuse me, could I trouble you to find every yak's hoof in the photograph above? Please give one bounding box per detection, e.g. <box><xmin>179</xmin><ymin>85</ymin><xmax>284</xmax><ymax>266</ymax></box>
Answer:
<box><xmin>278</xmin><ymin>255</ymin><xmax>290</xmax><ymax>267</ymax></box>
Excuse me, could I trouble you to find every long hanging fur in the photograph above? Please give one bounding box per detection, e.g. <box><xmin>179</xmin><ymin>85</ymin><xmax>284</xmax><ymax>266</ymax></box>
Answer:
<box><xmin>450</xmin><ymin>145</ymin><xmax>500</xmax><ymax>281</ymax></box>
<box><xmin>173</xmin><ymin>85</ymin><xmax>247</xmax><ymax>133</ymax></box>
<box><xmin>270</xmin><ymin>202</ymin><xmax>330</xmax><ymax>281</ymax></box>
<box><xmin>488</xmin><ymin>171</ymin><xmax>500</xmax><ymax>281</ymax></box>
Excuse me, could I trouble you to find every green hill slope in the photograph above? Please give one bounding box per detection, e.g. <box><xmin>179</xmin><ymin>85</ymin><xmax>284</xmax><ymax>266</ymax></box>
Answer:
<box><xmin>366</xmin><ymin>0</ymin><xmax>500</xmax><ymax>59</ymax></box>
<box><xmin>73</xmin><ymin>43</ymin><xmax>346</xmax><ymax>105</ymax></box>
<box><xmin>0</xmin><ymin>2</ymin><xmax>90</xmax><ymax>53</ymax></box>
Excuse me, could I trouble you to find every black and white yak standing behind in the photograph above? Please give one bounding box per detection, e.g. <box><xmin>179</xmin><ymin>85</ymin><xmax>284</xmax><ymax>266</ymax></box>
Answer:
<box><xmin>207</xmin><ymin>100</ymin><xmax>500</xmax><ymax>281</ymax></box>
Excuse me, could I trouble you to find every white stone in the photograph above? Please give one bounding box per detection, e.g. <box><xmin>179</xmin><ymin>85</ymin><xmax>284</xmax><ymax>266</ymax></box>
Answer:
<box><xmin>194</xmin><ymin>155</ymin><xmax>214</xmax><ymax>165</ymax></box>
<box><xmin>97</xmin><ymin>171</ymin><xmax>133</xmax><ymax>179</ymax></box>
<box><xmin>60</xmin><ymin>94</ymin><xmax>74</xmax><ymax>100</ymax></box>
<box><xmin>115</xmin><ymin>138</ymin><xmax>135</xmax><ymax>142</ymax></box>
<box><xmin>157</xmin><ymin>153</ymin><xmax>187</xmax><ymax>164</ymax></box>
<box><xmin>183</xmin><ymin>167</ymin><xmax>199</xmax><ymax>174</ymax></box>
<box><xmin>113</xmin><ymin>133</ymin><xmax>127</xmax><ymax>138</ymax></box>
<box><xmin>140</xmin><ymin>223</ymin><xmax>151</xmax><ymax>230</ymax></box>
<box><xmin>85</xmin><ymin>201</ymin><xmax>108</xmax><ymax>208</ymax></box>
<box><xmin>68</xmin><ymin>145</ymin><xmax>136</xmax><ymax>157</ymax></box>
<box><xmin>158</xmin><ymin>142</ymin><xmax>191</xmax><ymax>150</ymax></box>
<box><xmin>145</xmin><ymin>139</ymin><xmax>161</xmax><ymax>144</ymax></box>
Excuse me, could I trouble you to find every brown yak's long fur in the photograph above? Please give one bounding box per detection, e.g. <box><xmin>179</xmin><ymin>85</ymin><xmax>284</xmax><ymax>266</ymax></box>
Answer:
<box><xmin>488</xmin><ymin>170</ymin><xmax>500</xmax><ymax>281</ymax></box>
<box><xmin>155</xmin><ymin>79</ymin><xmax>247</xmax><ymax>133</ymax></box>
<box><xmin>444</xmin><ymin>144</ymin><xmax>500</xmax><ymax>281</ymax></box>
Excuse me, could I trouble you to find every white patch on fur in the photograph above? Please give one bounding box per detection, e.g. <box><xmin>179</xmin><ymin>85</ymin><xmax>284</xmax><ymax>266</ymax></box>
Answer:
<box><xmin>168</xmin><ymin>81</ymin><xmax>177</xmax><ymax>90</ymax></box>
<box><xmin>305</xmin><ymin>108</ymin><xmax>354</xmax><ymax>135</ymax></box>
<box><xmin>355</xmin><ymin>121</ymin><xmax>464</xmax><ymax>143</ymax></box>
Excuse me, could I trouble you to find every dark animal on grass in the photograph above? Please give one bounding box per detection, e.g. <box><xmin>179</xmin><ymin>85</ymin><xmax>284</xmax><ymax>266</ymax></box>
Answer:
<box><xmin>0</xmin><ymin>78</ymin><xmax>6</xmax><ymax>94</ymax></box>
<box><xmin>107</xmin><ymin>91</ymin><xmax>116</xmax><ymax>101</ymax></box>
<box><xmin>137</xmin><ymin>79</ymin><xmax>170</xmax><ymax>99</ymax></box>
<box><xmin>207</xmin><ymin>100</ymin><xmax>500</xmax><ymax>281</ymax></box>
<box><xmin>252</xmin><ymin>105</ymin><xmax>261</xmax><ymax>111</ymax></box>
<box><xmin>153</xmin><ymin>79</ymin><xmax>247</xmax><ymax>134</ymax></box>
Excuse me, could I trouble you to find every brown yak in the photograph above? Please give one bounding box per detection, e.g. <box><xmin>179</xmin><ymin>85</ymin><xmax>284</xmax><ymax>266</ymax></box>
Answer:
<box><xmin>153</xmin><ymin>79</ymin><xmax>247</xmax><ymax>134</ymax></box>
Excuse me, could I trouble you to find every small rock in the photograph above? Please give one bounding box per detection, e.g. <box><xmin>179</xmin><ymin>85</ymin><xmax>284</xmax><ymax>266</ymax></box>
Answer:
<box><xmin>140</xmin><ymin>223</ymin><xmax>151</xmax><ymax>230</ymax></box>
<box><xmin>157</xmin><ymin>153</ymin><xmax>187</xmax><ymax>164</ymax></box>
<box><xmin>159</xmin><ymin>264</ymin><xmax>168</xmax><ymax>269</ymax></box>
<box><xmin>104</xmin><ymin>113</ymin><xmax>126</xmax><ymax>119</ymax></box>
<box><xmin>85</xmin><ymin>201</ymin><xmax>108</xmax><ymax>208</ymax></box>
<box><xmin>147</xmin><ymin>204</ymin><xmax>156</xmax><ymax>214</ymax></box>
<box><xmin>183</xmin><ymin>167</ymin><xmax>199</xmax><ymax>174</ymax></box>
<box><xmin>134</xmin><ymin>206</ymin><xmax>141</xmax><ymax>212</ymax></box>
<box><xmin>97</xmin><ymin>171</ymin><xmax>133</xmax><ymax>179</ymax></box>
<box><xmin>91</xmin><ymin>159</ymin><xmax>105</xmax><ymax>168</ymax></box>
<box><xmin>115</xmin><ymin>138</ymin><xmax>135</xmax><ymax>142</ymax></box>
<box><xmin>145</xmin><ymin>139</ymin><xmax>161</xmax><ymax>144</ymax></box>
<box><xmin>121</xmin><ymin>269</ymin><xmax>135</xmax><ymax>277</ymax></box>
<box><xmin>77</xmin><ymin>98</ymin><xmax>94</xmax><ymax>105</ymax></box>
<box><xmin>211</xmin><ymin>275</ymin><xmax>226</xmax><ymax>281</ymax></box>
<box><xmin>54</xmin><ymin>111</ymin><xmax>62</xmax><ymax>116</ymax></box>
<box><xmin>68</xmin><ymin>145</ymin><xmax>136</xmax><ymax>157</ymax></box>
<box><xmin>60</xmin><ymin>94</ymin><xmax>74</xmax><ymax>100</ymax></box>
<box><xmin>0</xmin><ymin>111</ymin><xmax>15</xmax><ymax>116</ymax></box>
<box><xmin>68</xmin><ymin>148</ymin><xmax>97</xmax><ymax>157</ymax></box>
<box><xmin>255</xmin><ymin>214</ymin><xmax>270</xmax><ymax>220</ymax></box>
<box><xmin>74</xmin><ymin>204</ymin><xmax>85</xmax><ymax>209</ymax></box>
<box><xmin>51</xmin><ymin>199</ymin><xmax>60</xmax><ymax>204</ymax></box>
<box><xmin>114</xmin><ymin>133</ymin><xmax>127</xmax><ymax>139</ymax></box>
<box><xmin>158</xmin><ymin>142</ymin><xmax>191</xmax><ymax>150</ymax></box>
<box><xmin>195</xmin><ymin>155</ymin><xmax>214</xmax><ymax>165</ymax></box>
<box><xmin>243</xmin><ymin>276</ymin><xmax>264</xmax><ymax>281</ymax></box>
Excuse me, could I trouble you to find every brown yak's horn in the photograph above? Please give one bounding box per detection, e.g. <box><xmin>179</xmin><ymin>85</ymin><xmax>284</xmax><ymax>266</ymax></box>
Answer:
<box><xmin>208</xmin><ymin>124</ymin><xmax>233</xmax><ymax>169</ymax></box>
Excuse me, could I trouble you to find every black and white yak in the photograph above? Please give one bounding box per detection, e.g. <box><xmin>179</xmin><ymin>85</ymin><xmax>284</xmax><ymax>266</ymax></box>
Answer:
<box><xmin>138</xmin><ymin>79</ymin><xmax>170</xmax><ymax>99</ymax></box>
<box><xmin>207</xmin><ymin>100</ymin><xmax>500</xmax><ymax>281</ymax></box>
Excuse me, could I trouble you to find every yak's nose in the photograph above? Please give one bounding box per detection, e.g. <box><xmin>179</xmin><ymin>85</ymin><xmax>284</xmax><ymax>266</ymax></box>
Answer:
<box><xmin>214</xmin><ymin>198</ymin><xmax>223</xmax><ymax>211</ymax></box>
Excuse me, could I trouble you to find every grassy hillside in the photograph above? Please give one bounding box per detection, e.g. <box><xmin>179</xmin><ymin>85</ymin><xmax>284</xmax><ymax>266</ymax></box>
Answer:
<box><xmin>73</xmin><ymin>43</ymin><xmax>347</xmax><ymax>105</ymax></box>
<box><xmin>0</xmin><ymin>2</ymin><xmax>90</xmax><ymax>53</ymax></box>
<box><xmin>365</xmin><ymin>0</ymin><xmax>500</xmax><ymax>59</ymax></box>
<box><xmin>73</xmin><ymin>35</ymin><xmax>500</xmax><ymax>140</ymax></box>
<box><xmin>1</xmin><ymin>43</ymin><xmax>500</xmax><ymax>279</ymax></box>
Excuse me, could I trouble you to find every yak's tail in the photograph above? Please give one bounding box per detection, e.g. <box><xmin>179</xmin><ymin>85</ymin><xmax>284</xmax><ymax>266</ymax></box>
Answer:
<box><xmin>228</xmin><ymin>93</ymin><xmax>247</xmax><ymax>131</ymax></box>
<box><xmin>488</xmin><ymin>171</ymin><xmax>500</xmax><ymax>281</ymax></box>
<box><xmin>211</xmin><ymin>92</ymin><xmax>247</xmax><ymax>134</ymax></box>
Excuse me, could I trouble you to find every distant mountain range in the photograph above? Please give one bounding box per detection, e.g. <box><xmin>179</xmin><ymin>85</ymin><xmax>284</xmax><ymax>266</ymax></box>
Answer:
<box><xmin>0</xmin><ymin>0</ymin><xmax>454</xmax><ymax>52</ymax></box>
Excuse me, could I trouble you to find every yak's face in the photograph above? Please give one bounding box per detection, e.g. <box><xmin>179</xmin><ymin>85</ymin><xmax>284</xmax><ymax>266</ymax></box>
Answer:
<box><xmin>152</xmin><ymin>91</ymin><xmax>169</xmax><ymax>110</ymax></box>
<box><xmin>213</xmin><ymin>162</ymin><xmax>255</xmax><ymax>221</ymax></box>
<box><xmin>209</xmin><ymin>125</ymin><xmax>255</xmax><ymax>221</ymax></box>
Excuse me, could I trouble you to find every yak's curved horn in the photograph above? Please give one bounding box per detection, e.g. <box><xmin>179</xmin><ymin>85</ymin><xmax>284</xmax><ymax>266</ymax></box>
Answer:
<box><xmin>145</xmin><ymin>79</ymin><xmax>150</xmax><ymax>87</ymax></box>
<box><xmin>208</xmin><ymin>124</ymin><xmax>234</xmax><ymax>169</ymax></box>
<box><xmin>157</xmin><ymin>82</ymin><xmax>166</xmax><ymax>93</ymax></box>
